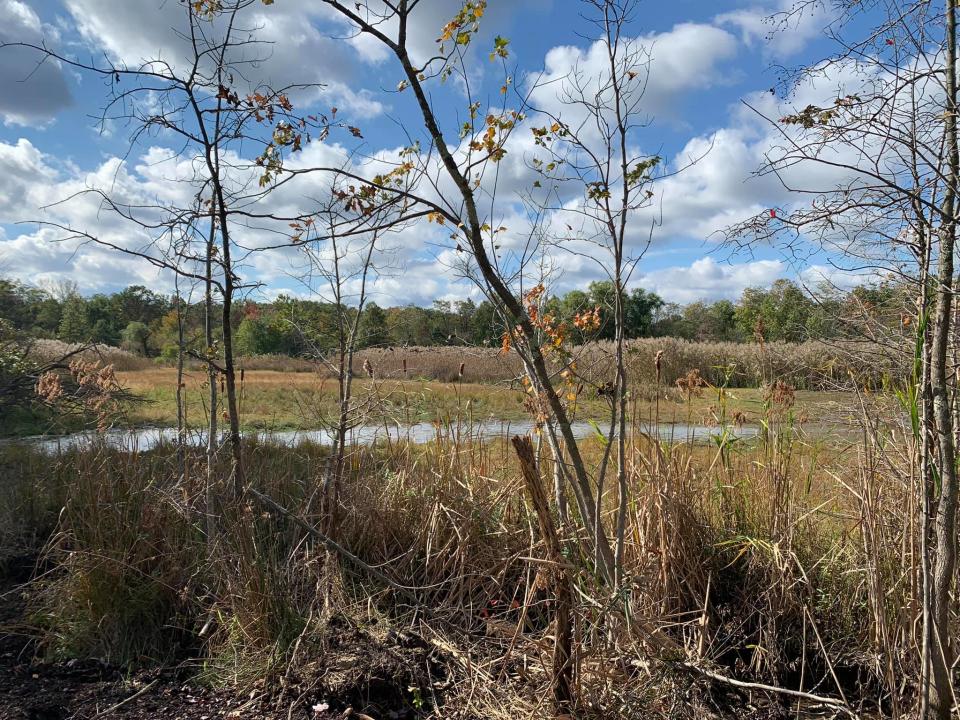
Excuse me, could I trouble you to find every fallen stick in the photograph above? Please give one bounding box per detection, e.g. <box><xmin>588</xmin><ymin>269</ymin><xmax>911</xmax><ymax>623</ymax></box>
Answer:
<box><xmin>682</xmin><ymin>662</ymin><xmax>859</xmax><ymax>718</ymax></box>
<box><xmin>93</xmin><ymin>679</ymin><xmax>158</xmax><ymax>718</ymax></box>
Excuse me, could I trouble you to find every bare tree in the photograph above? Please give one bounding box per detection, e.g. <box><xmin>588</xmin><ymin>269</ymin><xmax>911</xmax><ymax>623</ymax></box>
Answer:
<box><xmin>286</xmin><ymin>184</ymin><xmax>402</xmax><ymax>536</ymax></box>
<box><xmin>525</xmin><ymin>0</ymin><xmax>669</xmax><ymax>584</ymax></box>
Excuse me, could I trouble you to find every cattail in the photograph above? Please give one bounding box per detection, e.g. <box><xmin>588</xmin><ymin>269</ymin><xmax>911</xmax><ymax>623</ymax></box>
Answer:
<box><xmin>654</xmin><ymin>350</ymin><xmax>663</xmax><ymax>385</ymax></box>
<box><xmin>458</xmin><ymin>362</ymin><xmax>465</xmax><ymax>379</ymax></box>
<box><xmin>753</xmin><ymin>318</ymin><xmax>766</xmax><ymax>347</ymax></box>
<box><xmin>363</xmin><ymin>358</ymin><xmax>374</xmax><ymax>378</ymax></box>
<box><xmin>403</xmin><ymin>358</ymin><xmax>407</xmax><ymax>375</ymax></box>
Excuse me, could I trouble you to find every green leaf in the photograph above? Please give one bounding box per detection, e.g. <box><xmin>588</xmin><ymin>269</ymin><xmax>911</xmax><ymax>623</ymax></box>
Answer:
<box><xmin>587</xmin><ymin>419</ymin><xmax>608</xmax><ymax>446</ymax></box>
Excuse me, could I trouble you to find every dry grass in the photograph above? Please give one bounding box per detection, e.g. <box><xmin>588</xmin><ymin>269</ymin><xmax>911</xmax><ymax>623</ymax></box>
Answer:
<box><xmin>26</xmin><ymin>339</ymin><xmax>152</xmax><ymax>372</ymax></box>
<box><xmin>225</xmin><ymin>339</ymin><xmax>907</xmax><ymax>390</ymax></box>
<box><xmin>23</xmin><ymin>337</ymin><xmax>904</xmax><ymax>391</ymax></box>
<box><xmin>114</xmin><ymin>367</ymin><xmax>856</xmax><ymax>433</ymax></box>
<box><xmin>2</xmin><ymin>386</ymin><xmax>920</xmax><ymax>717</ymax></box>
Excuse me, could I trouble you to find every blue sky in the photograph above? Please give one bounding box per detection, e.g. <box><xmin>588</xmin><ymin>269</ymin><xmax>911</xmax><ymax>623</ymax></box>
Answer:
<box><xmin>0</xmin><ymin>0</ymin><xmax>853</xmax><ymax>306</ymax></box>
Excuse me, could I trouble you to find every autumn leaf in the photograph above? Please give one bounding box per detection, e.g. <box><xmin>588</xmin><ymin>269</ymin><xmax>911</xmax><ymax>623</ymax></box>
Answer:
<box><xmin>490</xmin><ymin>35</ymin><xmax>510</xmax><ymax>61</ymax></box>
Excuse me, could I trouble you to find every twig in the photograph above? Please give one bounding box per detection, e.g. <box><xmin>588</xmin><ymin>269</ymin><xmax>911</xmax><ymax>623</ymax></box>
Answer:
<box><xmin>93</xmin><ymin>679</ymin><xmax>158</xmax><ymax>718</ymax></box>
<box><xmin>682</xmin><ymin>662</ymin><xmax>859</xmax><ymax>718</ymax></box>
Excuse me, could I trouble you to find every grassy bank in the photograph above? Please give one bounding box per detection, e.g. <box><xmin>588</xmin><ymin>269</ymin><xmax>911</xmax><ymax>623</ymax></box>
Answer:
<box><xmin>113</xmin><ymin>368</ymin><xmax>856</xmax><ymax>435</ymax></box>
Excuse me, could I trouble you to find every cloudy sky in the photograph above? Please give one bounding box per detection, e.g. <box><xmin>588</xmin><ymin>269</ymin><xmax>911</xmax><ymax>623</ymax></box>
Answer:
<box><xmin>0</xmin><ymin>0</ymin><xmax>852</xmax><ymax>305</ymax></box>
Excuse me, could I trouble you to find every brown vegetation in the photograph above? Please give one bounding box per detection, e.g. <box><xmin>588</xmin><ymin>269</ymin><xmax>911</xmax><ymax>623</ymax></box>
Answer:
<box><xmin>0</xmin><ymin>389</ymin><xmax>914</xmax><ymax>717</ymax></box>
<box><xmin>231</xmin><ymin>338</ymin><xmax>906</xmax><ymax>390</ymax></box>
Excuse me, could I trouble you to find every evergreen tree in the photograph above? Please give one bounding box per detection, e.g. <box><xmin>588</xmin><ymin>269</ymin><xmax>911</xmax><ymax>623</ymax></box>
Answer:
<box><xmin>358</xmin><ymin>302</ymin><xmax>390</xmax><ymax>348</ymax></box>
<box><xmin>58</xmin><ymin>296</ymin><xmax>91</xmax><ymax>343</ymax></box>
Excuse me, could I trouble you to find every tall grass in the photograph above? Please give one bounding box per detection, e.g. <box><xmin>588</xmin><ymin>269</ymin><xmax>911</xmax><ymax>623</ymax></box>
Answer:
<box><xmin>231</xmin><ymin>339</ymin><xmax>906</xmax><ymax>389</ymax></box>
<box><xmin>1</xmin><ymin>387</ymin><xmax>924</xmax><ymax>717</ymax></box>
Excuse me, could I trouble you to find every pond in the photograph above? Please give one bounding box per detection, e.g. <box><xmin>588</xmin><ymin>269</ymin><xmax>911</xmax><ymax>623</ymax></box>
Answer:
<box><xmin>12</xmin><ymin>420</ymin><xmax>758</xmax><ymax>454</ymax></box>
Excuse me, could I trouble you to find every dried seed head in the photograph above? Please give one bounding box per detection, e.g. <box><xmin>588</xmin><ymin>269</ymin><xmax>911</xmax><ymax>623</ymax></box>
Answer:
<box><xmin>36</xmin><ymin>371</ymin><xmax>63</xmax><ymax>403</ymax></box>
<box><xmin>675</xmin><ymin>368</ymin><xmax>705</xmax><ymax>398</ymax></box>
<box><xmin>753</xmin><ymin>318</ymin><xmax>766</xmax><ymax>346</ymax></box>
<box><xmin>767</xmin><ymin>378</ymin><xmax>795</xmax><ymax>408</ymax></box>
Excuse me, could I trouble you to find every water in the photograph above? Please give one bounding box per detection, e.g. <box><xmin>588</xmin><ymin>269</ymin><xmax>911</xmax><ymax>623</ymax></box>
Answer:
<box><xmin>11</xmin><ymin>420</ymin><xmax>757</xmax><ymax>455</ymax></box>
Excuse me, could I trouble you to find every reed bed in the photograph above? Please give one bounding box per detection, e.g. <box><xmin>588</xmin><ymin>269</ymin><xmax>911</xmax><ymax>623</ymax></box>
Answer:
<box><xmin>26</xmin><ymin>339</ymin><xmax>153</xmax><ymax>372</ymax></box>
<box><xmin>236</xmin><ymin>339</ymin><xmax>906</xmax><ymax>390</ymax></box>
<box><xmin>27</xmin><ymin>337</ymin><xmax>906</xmax><ymax>390</ymax></box>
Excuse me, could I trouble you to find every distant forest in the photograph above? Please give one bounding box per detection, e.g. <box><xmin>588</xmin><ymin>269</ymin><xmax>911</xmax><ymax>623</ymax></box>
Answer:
<box><xmin>1</xmin><ymin>276</ymin><xmax>908</xmax><ymax>358</ymax></box>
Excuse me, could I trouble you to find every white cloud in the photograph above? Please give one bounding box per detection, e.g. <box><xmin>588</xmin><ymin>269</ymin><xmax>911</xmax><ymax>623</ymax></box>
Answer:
<box><xmin>635</xmin><ymin>257</ymin><xmax>785</xmax><ymax>303</ymax></box>
<box><xmin>716</xmin><ymin>0</ymin><xmax>832</xmax><ymax>59</ymax></box>
<box><xmin>798</xmin><ymin>263</ymin><xmax>881</xmax><ymax>292</ymax></box>
<box><xmin>529</xmin><ymin>22</ymin><xmax>739</xmax><ymax>131</ymax></box>
<box><xmin>0</xmin><ymin>5</ymin><xmax>891</xmax><ymax>308</ymax></box>
<box><xmin>0</xmin><ymin>0</ymin><xmax>73</xmax><ymax>124</ymax></box>
<box><xmin>0</xmin><ymin>135</ymin><xmax>477</xmax><ymax>302</ymax></box>
<box><xmin>62</xmin><ymin>0</ymin><xmax>384</xmax><ymax>117</ymax></box>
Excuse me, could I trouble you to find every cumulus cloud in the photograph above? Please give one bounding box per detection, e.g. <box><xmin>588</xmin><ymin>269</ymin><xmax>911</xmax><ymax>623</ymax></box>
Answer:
<box><xmin>635</xmin><ymin>257</ymin><xmax>785</xmax><ymax>304</ymax></box>
<box><xmin>0</xmin><ymin>4</ymin><xmax>866</xmax><ymax>306</ymax></box>
<box><xmin>63</xmin><ymin>0</ymin><xmax>384</xmax><ymax>117</ymax></box>
<box><xmin>0</xmin><ymin>0</ymin><xmax>73</xmax><ymax>125</ymax></box>
<box><xmin>0</xmin><ymin>134</ymin><xmax>474</xmax><ymax>302</ymax></box>
<box><xmin>716</xmin><ymin>0</ymin><xmax>832</xmax><ymax>59</ymax></box>
<box><xmin>529</xmin><ymin>22</ymin><xmax>739</xmax><ymax>130</ymax></box>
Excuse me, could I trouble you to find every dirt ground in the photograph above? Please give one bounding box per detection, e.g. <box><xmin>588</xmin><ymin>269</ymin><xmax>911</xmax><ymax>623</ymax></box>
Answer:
<box><xmin>0</xmin><ymin>554</ymin><xmax>445</xmax><ymax>720</ymax></box>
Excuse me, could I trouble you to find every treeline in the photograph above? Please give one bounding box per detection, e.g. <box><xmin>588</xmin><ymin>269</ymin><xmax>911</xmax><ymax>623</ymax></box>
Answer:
<box><xmin>1</xmin><ymin>276</ymin><xmax>910</xmax><ymax>358</ymax></box>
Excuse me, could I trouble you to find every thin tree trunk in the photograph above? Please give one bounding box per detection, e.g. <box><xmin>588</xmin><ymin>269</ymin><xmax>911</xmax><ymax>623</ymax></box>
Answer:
<box><xmin>614</xmin><ymin>277</ymin><xmax>629</xmax><ymax>585</ymax></box>
<box><xmin>205</xmin><ymin>204</ymin><xmax>219</xmax><ymax>541</ymax></box>
<box><xmin>174</xmin><ymin>278</ymin><xmax>187</xmax><ymax>485</ymax></box>
<box><xmin>512</xmin><ymin>435</ymin><xmax>573</xmax><ymax>715</ymax></box>
<box><xmin>394</xmin><ymin>37</ymin><xmax>616</xmax><ymax>583</ymax></box>
<box><xmin>219</xmin><ymin>217</ymin><xmax>243</xmax><ymax>500</ymax></box>
<box><xmin>927</xmin><ymin>3</ymin><xmax>959</xmax><ymax>715</ymax></box>
<box><xmin>919</xmin><ymin>230</ymin><xmax>937</xmax><ymax>720</ymax></box>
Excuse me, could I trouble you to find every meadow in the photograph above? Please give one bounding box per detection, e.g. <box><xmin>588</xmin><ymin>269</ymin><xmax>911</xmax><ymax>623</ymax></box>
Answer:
<box><xmin>114</xmin><ymin>367</ymin><xmax>855</xmax><ymax>435</ymax></box>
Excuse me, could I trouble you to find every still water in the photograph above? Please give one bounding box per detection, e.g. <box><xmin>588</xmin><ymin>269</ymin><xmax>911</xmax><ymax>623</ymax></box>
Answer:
<box><xmin>15</xmin><ymin>420</ymin><xmax>758</xmax><ymax>454</ymax></box>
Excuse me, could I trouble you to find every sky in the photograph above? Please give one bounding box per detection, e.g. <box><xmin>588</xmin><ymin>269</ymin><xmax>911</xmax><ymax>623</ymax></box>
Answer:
<box><xmin>0</xmin><ymin>0</ymin><xmax>856</xmax><ymax>307</ymax></box>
